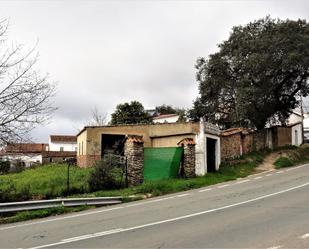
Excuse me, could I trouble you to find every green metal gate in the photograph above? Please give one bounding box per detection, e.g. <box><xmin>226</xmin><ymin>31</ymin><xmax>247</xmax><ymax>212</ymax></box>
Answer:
<box><xmin>144</xmin><ymin>147</ymin><xmax>183</xmax><ymax>181</ymax></box>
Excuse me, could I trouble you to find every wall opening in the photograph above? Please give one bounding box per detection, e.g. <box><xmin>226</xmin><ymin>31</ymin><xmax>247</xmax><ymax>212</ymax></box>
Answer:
<box><xmin>101</xmin><ymin>134</ymin><xmax>126</xmax><ymax>157</ymax></box>
<box><xmin>295</xmin><ymin>130</ymin><xmax>298</xmax><ymax>145</ymax></box>
<box><xmin>207</xmin><ymin>137</ymin><xmax>217</xmax><ymax>172</ymax></box>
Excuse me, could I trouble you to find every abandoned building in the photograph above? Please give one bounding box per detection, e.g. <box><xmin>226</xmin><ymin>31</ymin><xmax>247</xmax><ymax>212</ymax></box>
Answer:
<box><xmin>77</xmin><ymin>117</ymin><xmax>302</xmax><ymax>186</ymax></box>
<box><xmin>76</xmin><ymin>120</ymin><xmax>221</xmax><ymax>178</ymax></box>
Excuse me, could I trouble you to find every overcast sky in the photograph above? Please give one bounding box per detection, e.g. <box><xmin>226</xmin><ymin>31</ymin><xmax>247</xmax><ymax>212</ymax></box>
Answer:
<box><xmin>0</xmin><ymin>0</ymin><xmax>309</xmax><ymax>142</ymax></box>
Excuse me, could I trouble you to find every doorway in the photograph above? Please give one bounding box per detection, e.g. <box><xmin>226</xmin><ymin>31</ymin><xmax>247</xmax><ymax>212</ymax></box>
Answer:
<box><xmin>207</xmin><ymin>137</ymin><xmax>217</xmax><ymax>172</ymax></box>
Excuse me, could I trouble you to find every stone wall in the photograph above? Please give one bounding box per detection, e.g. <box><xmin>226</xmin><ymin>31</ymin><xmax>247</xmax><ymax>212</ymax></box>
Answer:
<box><xmin>221</xmin><ymin>133</ymin><xmax>242</xmax><ymax>160</ymax></box>
<box><xmin>242</xmin><ymin>133</ymin><xmax>253</xmax><ymax>154</ymax></box>
<box><xmin>252</xmin><ymin>130</ymin><xmax>267</xmax><ymax>151</ymax></box>
<box><xmin>177</xmin><ymin>138</ymin><xmax>196</xmax><ymax>178</ymax></box>
<box><xmin>221</xmin><ymin>126</ymin><xmax>294</xmax><ymax>161</ymax></box>
<box><xmin>124</xmin><ymin>135</ymin><xmax>144</xmax><ymax>186</ymax></box>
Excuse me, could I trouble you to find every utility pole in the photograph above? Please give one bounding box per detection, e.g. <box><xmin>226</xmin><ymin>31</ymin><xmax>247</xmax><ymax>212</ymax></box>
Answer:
<box><xmin>301</xmin><ymin>96</ymin><xmax>305</xmax><ymax>144</ymax></box>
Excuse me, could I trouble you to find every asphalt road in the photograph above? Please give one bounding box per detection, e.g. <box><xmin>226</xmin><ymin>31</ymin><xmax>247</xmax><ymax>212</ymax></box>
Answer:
<box><xmin>1</xmin><ymin>164</ymin><xmax>309</xmax><ymax>249</ymax></box>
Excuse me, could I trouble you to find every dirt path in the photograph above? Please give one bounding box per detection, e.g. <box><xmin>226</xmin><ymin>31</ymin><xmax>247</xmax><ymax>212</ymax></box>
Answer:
<box><xmin>256</xmin><ymin>152</ymin><xmax>283</xmax><ymax>171</ymax></box>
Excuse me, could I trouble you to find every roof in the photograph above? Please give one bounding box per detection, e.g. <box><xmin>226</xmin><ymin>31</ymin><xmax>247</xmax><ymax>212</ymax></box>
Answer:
<box><xmin>3</xmin><ymin>143</ymin><xmax>48</xmax><ymax>154</ymax></box>
<box><xmin>126</xmin><ymin>135</ymin><xmax>144</xmax><ymax>143</ymax></box>
<box><xmin>50</xmin><ymin>135</ymin><xmax>77</xmax><ymax>143</ymax></box>
<box><xmin>177</xmin><ymin>138</ymin><xmax>196</xmax><ymax>146</ymax></box>
<box><xmin>76</xmin><ymin>121</ymin><xmax>199</xmax><ymax>137</ymax></box>
<box><xmin>42</xmin><ymin>151</ymin><xmax>77</xmax><ymax>157</ymax></box>
<box><xmin>221</xmin><ymin>127</ymin><xmax>253</xmax><ymax>137</ymax></box>
<box><xmin>153</xmin><ymin>114</ymin><xmax>179</xmax><ymax>120</ymax></box>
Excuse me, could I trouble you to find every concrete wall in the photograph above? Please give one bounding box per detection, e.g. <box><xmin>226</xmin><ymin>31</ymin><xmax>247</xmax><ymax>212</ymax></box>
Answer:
<box><xmin>291</xmin><ymin>123</ymin><xmax>302</xmax><ymax>146</ymax></box>
<box><xmin>151</xmin><ymin>134</ymin><xmax>195</xmax><ymax>147</ymax></box>
<box><xmin>195</xmin><ymin>121</ymin><xmax>221</xmax><ymax>175</ymax></box>
<box><xmin>77</xmin><ymin>122</ymin><xmax>200</xmax><ymax>167</ymax></box>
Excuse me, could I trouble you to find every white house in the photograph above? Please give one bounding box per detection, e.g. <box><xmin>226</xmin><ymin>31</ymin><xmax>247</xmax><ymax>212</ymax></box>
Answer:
<box><xmin>153</xmin><ymin>114</ymin><xmax>179</xmax><ymax>123</ymax></box>
<box><xmin>291</xmin><ymin>122</ymin><xmax>303</xmax><ymax>146</ymax></box>
<box><xmin>48</xmin><ymin>135</ymin><xmax>77</xmax><ymax>152</ymax></box>
<box><xmin>0</xmin><ymin>143</ymin><xmax>48</xmax><ymax>168</ymax></box>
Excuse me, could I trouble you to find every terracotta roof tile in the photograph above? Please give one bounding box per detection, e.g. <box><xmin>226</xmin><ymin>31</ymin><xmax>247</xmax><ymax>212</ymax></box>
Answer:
<box><xmin>50</xmin><ymin>135</ymin><xmax>77</xmax><ymax>143</ymax></box>
<box><xmin>4</xmin><ymin>143</ymin><xmax>48</xmax><ymax>153</ymax></box>
<box><xmin>177</xmin><ymin>138</ymin><xmax>196</xmax><ymax>146</ymax></box>
<box><xmin>126</xmin><ymin>135</ymin><xmax>144</xmax><ymax>143</ymax></box>
<box><xmin>221</xmin><ymin>127</ymin><xmax>253</xmax><ymax>137</ymax></box>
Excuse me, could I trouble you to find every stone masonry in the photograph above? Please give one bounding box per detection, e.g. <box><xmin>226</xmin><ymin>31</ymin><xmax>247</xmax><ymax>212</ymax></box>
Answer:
<box><xmin>178</xmin><ymin>138</ymin><xmax>196</xmax><ymax>178</ymax></box>
<box><xmin>124</xmin><ymin>135</ymin><xmax>144</xmax><ymax>186</ymax></box>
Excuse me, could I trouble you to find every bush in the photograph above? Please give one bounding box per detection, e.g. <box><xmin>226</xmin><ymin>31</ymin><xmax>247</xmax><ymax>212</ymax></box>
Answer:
<box><xmin>0</xmin><ymin>161</ymin><xmax>10</xmax><ymax>174</ymax></box>
<box><xmin>11</xmin><ymin>160</ymin><xmax>25</xmax><ymax>173</ymax></box>
<box><xmin>88</xmin><ymin>160</ymin><xmax>124</xmax><ymax>192</ymax></box>
<box><xmin>274</xmin><ymin>157</ymin><xmax>294</xmax><ymax>169</ymax></box>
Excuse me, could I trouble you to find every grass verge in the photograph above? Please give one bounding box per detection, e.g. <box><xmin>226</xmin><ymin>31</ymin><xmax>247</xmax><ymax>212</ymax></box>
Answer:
<box><xmin>0</xmin><ymin>149</ymin><xmax>270</xmax><ymax>224</ymax></box>
<box><xmin>0</xmin><ymin>205</ymin><xmax>93</xmax><ymax>224</ymax></box>
<box><xmin>274</xmin><ymin>145</ymin><xmax>309</xmax><ymax>169</ymax></box>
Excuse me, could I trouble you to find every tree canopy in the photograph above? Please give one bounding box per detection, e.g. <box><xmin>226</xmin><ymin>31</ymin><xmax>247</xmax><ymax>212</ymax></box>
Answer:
<box><xmin>110</xmin><ymin>101</ymin><xmax>152</xmax><ymax>125</ymax></box>
<box><xmin>189</xmin><ymin>16</ymin><xmax>309</xmax><ymax>130</ymax></box>
<box><xmin>155</xmin><ymin>104</ymin><xmax>187</xmax><ymax>122</ymax></box>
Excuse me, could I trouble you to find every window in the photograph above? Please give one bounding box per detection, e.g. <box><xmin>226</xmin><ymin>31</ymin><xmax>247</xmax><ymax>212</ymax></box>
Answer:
<box><xmin>78</xmin><ymin>143</ymin><xmax>80</xmax><ymax>156</ymax></box>
<box><xmin>82</xmin><ymin>141</ymin><xmax>84</xmax><ymax>155</ymax></box>
<box><xmin>295</xmin><ymin>130</ymin><xmax>298</xmax><ymax>145</ymax></box>
<box><xmin>60</xmin><ymin>147</ymin><xmax>64</xmax><ymax>152</ymax></box>
<box><xmin>75</xmin><ymin>147</ymin><xmax>77</xmax><ymax>152</ymax></box>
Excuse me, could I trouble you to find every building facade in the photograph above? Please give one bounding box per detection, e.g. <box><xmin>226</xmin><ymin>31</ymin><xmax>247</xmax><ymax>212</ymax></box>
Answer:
<box><xmin>48</xmin><ymin>135</ymin><xmax>77</xmax><ymax>152</ymax></box>
<box><xmin>76</xmin><ymin>120</ymin><xmax>221</xmax><ymax>176</ymax></box>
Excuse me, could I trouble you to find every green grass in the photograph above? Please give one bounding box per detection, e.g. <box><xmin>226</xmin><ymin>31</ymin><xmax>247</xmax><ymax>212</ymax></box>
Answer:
<box><xmin>76</xmin><ymin>160</ymin><xmax>258</xmax><ymax>199</ymax></box>
<box><xmin>274</xmin><ymin>157</ymin><xmax>294</xmax><ymax>169</ymax></box>
<box><xmin>0</xmin><ymin>150</ymin><xmax>270</xmax><ymax>224</ymax></box>
<box><xmin>0</xmin><ymin>206</ymin><xmax>93</xmax><ymax>224</ymax></box>
<box><xmin>0</xmin><ymin>164</ymin><xmax>93</xmax><ymax>202</ymax></box>
<box><xmin>273</xmin><ymin>145</ymin><xmax>309</xmax><ymax>169</ymax></box>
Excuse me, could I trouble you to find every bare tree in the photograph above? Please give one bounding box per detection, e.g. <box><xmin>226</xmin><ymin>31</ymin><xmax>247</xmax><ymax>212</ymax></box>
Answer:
<box><xmin>0</xmin><ymin>20</ymin><xmax>56</xmax><ymax>145</ymax></box>
<box><xmin>88</xmin><ymin>106</ymin><xmax>107</xmax><ymax>126</ymax></box>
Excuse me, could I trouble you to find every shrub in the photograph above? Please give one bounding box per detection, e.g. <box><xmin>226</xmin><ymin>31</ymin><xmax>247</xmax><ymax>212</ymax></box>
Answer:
<box><xmin>0</xmin><ymin>161</ymin><xmax>10</xmax><ymax>174</ymax></box>
<box><xmin>11</xmin><ymin>160</ymin><xmax>25</xmax><ymax>173</ymax></box>
<box><xmin>88</xmin><ymin>160</ymin><xmax>124</xmax><ymax>192</ymax></box>
<box><xmin>274</xmin><ymin>157</ymin><xmax>294</xmax><ymax>169</ymax></box>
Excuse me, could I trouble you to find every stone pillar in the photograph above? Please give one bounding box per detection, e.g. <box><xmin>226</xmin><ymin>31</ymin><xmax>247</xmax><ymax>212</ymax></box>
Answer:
<box><xmin>178</xmin><ymin>138</ymin><xmax>196</xmax><ymax>178</ymax></box>
<box><xmin>124</xmin><ymin>135</ymin><xmax>144</xmax><ymax>186</ymax></box>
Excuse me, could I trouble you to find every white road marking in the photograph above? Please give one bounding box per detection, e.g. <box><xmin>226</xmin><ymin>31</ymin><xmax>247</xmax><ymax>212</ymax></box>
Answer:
<box><xmin>126</xmin><ymin>196</ymin><xmax>178</xmax><ymax>206</ymax></box>
<box><xmin>276</xmin><ymin>171</ymin><xmax>283</xmax><ymax>174</ymax></box>
<box><xmin>0</xmin><ymin>206</ymin><xmax>125</xmax><ymax>231</ymax></box>
<box><xmin>3</xmin><ymin>163</ymin><xmax>309</xmax><ymax>233</ymax></box>
<box><xmin>267</xmin><ymin>246</ymin><xmax>281</xmax><ymax>249</ymax></box>
<box><xmin>254</xmin><ymin>176</ymin><xmax>263</xmax><ymax>180</ymax></box>
<box><xmin>27</xmin><ymin>182</ymin><xmax>309</xmax><ymax>249</ymax></box>
<box><xmin>61</xmin><ymin>228</ymin><xmax>124</xmax><ymax>243</ymax></box>
<box><xmin>266</xmin><ymin>174</ymin><xmax>273</xmax><ymax>177</ymax></box>
<box><xmin>300</xmin><ymin>233</ymin><xmax>309</xmax><ymax>239</ymax></box>
<box><xmin>176</xmin><ymin>193</ymin><xmax>190</xmax><ymax>197</ymax></box>
<box><xmin>198</xmin><ymin>188</ymin><xmax>212</xmax><ymax>193</ymax></box>
<box><xmin>218</xmin><ymin>184</ymin><xmax>230</xmax><ymax>188</ymax></box>
<box><xmin>236</xmin><ymin>179</ymin><xmax>250</xmax><ymax>184</ymax></box>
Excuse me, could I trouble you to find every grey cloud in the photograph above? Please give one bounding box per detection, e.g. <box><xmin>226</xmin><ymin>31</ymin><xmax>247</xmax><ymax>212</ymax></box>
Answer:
<box><xmin>0</xmin><ymin>1</ymin><xmax>308</xmax><ymax>142</ymax></box>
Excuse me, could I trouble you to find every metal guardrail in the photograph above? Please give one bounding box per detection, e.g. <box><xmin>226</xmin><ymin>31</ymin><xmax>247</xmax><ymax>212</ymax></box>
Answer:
<box><xmin>0</xmin><ymin>197</ymin><xmax>122</xmax><ymax>213</ymax></box>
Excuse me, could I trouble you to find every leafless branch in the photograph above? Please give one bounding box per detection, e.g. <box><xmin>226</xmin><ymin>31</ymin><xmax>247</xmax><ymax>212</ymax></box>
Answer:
<box><xmin>0</xmin><ymin>20</ymin><xmax>56</xmax><ymax>145</ymax></box>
